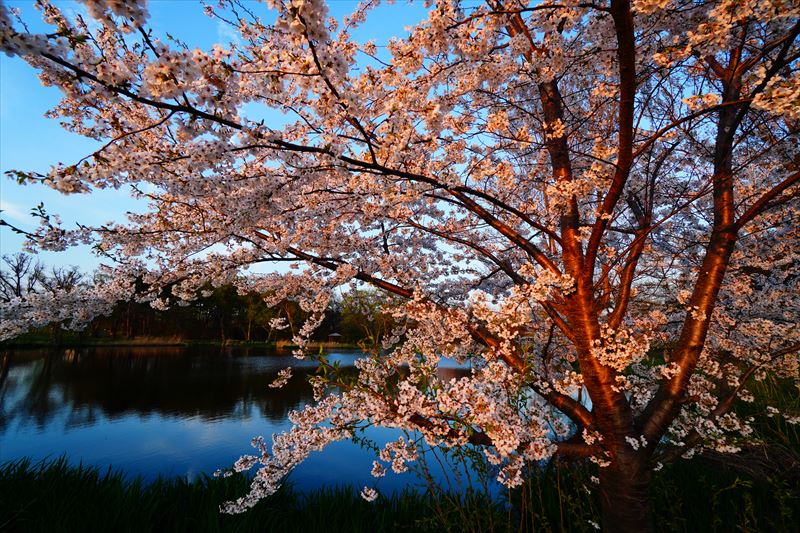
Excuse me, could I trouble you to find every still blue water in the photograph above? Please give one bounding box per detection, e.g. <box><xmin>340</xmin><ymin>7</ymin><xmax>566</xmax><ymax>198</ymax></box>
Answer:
<box><xmin>0</xmin><ymin>346</ymin><xmax>477</xmax><ymax>494</ymax></box>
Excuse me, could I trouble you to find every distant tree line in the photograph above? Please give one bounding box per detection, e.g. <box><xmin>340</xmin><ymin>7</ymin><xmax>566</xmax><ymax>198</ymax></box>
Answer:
<box><xmin>0</xmin><ymin>252</ymin><xmax>84</xmax><ymax>301</ymax></box>
<box><xmin>1</xmin><ymin>253</ymin><xmax>394</xmax><ymax>344</ymax></box>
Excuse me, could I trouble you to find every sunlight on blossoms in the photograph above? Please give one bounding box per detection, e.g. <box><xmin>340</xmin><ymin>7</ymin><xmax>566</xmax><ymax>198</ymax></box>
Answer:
<box><xmin>0</xmin><ymin>0</ymin><xmax>798</xmax><ymax>531</ymax></box>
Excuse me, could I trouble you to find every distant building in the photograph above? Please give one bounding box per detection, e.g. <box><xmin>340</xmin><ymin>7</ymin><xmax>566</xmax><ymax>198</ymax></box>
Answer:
<box><xmin>327</xmin><ymin>332</ymin><xmax>343</xmax><ymax>343</ymax></box>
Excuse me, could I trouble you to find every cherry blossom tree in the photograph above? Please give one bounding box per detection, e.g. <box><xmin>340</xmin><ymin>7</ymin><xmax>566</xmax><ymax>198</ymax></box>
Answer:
<box><xmin>1</xmin><ymin>0</ymin><xmax>798</xmax><ymax>530</ymax></box>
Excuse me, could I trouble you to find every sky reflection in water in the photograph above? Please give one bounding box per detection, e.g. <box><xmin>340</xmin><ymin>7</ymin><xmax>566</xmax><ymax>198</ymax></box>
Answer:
<box><xmin>0</xmin><ymin>346</ymin><xmax>477</xmax><ymax>493</ymax></box>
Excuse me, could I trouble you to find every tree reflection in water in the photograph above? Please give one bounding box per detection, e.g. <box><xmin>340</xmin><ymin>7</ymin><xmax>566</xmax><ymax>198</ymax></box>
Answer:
<box><xmin>0</xmin><ymin>347</ymin><xmax>471</xmax><ymax>489</ymax></box>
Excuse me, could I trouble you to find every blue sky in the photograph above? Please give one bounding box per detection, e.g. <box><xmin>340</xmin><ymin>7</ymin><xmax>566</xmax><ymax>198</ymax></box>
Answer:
<box><xmin>0</xmin><ymin>0</ymin><xmax>430</xmax><ymax>271</ymax></box>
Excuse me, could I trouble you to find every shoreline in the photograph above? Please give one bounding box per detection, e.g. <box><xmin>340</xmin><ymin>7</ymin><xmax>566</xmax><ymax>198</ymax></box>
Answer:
<box><xmin>0</xmin><ymin>337</ymin><xmax>361</xmax><ymax>350</ymax></box>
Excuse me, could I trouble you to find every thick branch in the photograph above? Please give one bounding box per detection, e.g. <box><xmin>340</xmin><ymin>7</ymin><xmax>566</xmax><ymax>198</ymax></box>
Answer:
<box><xmin>408</xmin><ymin>415</ymin><xmax>597</xmax><ymax>457</ymax></box>
<box><xmin>639</xmin><ymin>63</ymin><xmax>743</xmax><ymax>445</ymax></box>
<box><xmin>735</xmin><ymin>170</ymin><xmax>800</xmax><ymax>230</ymax></box>
<box><xmin>585</xmin><ymin>0</ymin><xmax>637</xmax><ymax>273</ymax></box>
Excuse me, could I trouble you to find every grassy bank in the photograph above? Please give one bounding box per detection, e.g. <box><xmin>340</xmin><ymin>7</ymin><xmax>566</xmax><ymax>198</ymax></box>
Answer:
<box><xmin>0</xmin><ymin>458</ymin><xmax>474</xmax><ymax>533</ymax></box>
<box><xmin>1</xmin><ymin>455</ymin><xmax>797</xmax><ymax>532</ymax></box>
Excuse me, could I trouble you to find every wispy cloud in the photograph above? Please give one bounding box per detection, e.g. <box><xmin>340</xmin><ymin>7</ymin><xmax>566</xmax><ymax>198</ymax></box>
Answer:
<box><xmin>0</xmin><ymin>199</ymin><xmax>33</xmax><ymax>226</ymax></box>
<box><xmin>217</xmin><ymin>18</ymin><xmax>243</xmax><ymax>48</ymax></box>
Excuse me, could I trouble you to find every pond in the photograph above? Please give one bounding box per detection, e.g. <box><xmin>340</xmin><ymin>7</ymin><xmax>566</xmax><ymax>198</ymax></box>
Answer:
<box><xmin>0</xmin><ymin>346</ymin><xmax>477</xmax><ymax>494</ymax></box>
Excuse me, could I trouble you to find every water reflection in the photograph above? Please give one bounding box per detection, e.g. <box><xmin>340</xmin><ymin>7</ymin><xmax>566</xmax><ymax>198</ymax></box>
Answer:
<box><xmin>2</xmin><ymin>347</ymin><xmax>322</xmax><ymax>428</ymax></box>
<box><xmin>0</xmin><ymin>347</ymin><xmax>471</xmax><ymax>491</ymax></box>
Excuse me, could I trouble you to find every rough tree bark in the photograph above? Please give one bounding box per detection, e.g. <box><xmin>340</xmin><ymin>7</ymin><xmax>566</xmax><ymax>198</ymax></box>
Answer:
<box><xmin>599</xmin><ymin>451</ymin><xmax>653</xmax><ymax>533</ymax></box>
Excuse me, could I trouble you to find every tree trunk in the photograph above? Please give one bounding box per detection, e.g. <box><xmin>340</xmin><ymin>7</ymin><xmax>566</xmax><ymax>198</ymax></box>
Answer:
<box><xmin>598</xmin><ymin>457</ymin><xmax>653</xmax><ymax>533</ymax></box>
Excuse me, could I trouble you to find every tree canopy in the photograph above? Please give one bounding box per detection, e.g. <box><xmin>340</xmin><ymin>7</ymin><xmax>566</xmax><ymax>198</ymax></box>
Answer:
<box><xmin>1</xmin><ymin>1</ymin><xmax>798</xmax><ymax>530</ymax></box>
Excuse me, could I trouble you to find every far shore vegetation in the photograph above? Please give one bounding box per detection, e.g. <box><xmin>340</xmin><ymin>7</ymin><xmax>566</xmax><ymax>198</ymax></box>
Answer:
<box><xmin>2</xmin><ymin>333</ymin><xmax>360</xmax><ymax>349</ymax></box>
<box><xmin>1</xmin><ymin>252</ymin><xmax>391</xmax><ymax>348</ymax></box>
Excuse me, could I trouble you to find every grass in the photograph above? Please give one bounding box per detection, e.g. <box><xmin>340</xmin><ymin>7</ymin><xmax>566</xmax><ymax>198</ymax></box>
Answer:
<box><xmin>1</xmin><ymin>454</ymin><xmax>798</xmax><ymax>532</ymax></box>
<box><xmin>0</xmin><ymin>457</ymin><xmax>504</xmax><ymax>533</ymax></box>
<box><xmin>504</xmin><ymin>456</ymin><xmax>800</xmax><ymax>532</ymax></box>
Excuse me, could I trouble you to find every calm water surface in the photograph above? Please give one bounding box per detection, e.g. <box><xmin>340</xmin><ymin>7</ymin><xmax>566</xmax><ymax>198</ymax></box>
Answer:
<box><xmin>0</xmin><ymin>346</ymin><xmax>472</xmax><ymax>493</ymax></box>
